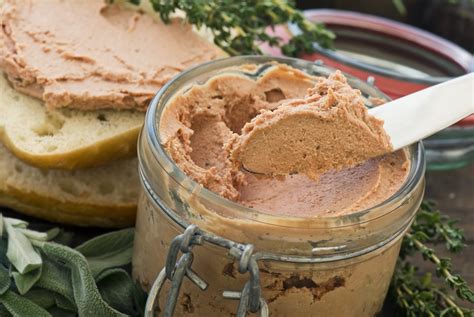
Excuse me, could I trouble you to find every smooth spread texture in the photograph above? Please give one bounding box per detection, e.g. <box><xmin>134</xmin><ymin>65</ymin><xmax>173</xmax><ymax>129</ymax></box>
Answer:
<box><xmin>0</xmin><ymin>0</ymin><xmax>222</xmax><ymax>111</ymax></box>
<box><xmin>228</xmin><ymin>71</ymin><xmax>393</xmax><ymax>179</ymax></box>
<box><xmin>160</xmin><ymin>64</ymin><xmax>410</xmax><ymax>217</ymax></box>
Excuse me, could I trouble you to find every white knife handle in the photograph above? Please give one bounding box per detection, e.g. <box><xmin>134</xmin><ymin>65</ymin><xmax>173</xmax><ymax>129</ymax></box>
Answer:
<box><xmin>369</xmin><ymin>73</ymin><xmax>474</xmax><ymax>151</ymax></box>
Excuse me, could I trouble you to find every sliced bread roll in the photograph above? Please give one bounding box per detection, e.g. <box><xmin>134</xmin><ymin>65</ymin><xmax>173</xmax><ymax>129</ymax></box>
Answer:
<box><xmin>0</xmin><ymin>74</ymin><xmax>144</xmax><ymax>170</ymax></box>
<box><xmin>0</xmin><ymin>144</ymin><xmax>139</xmax><ymax>227</ymax></box>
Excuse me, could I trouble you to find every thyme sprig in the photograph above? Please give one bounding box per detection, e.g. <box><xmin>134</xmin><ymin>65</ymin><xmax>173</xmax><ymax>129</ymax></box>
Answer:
<box><xmin>390</xmin><ymin>201</ymin><xmax>474</xmax><ymax>316</ymax></box>
<box><xmin>143</xmin><ymin>0</ymin><xmax>334</xmax><ymax>56</ymax></box>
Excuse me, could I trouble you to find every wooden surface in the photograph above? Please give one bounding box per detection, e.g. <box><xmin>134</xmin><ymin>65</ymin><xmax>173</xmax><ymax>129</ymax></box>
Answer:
<box><xmin>423</xmin><ymin>163</ymin><xmax>474</xmax><ymax>286</ymax></box>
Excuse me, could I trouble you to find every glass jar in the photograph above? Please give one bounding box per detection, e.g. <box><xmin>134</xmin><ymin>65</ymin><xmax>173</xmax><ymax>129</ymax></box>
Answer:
<box><xmin>132</xmin><ymin>56</ymin><xmax>426</xmax><ymax>317</ymax></box>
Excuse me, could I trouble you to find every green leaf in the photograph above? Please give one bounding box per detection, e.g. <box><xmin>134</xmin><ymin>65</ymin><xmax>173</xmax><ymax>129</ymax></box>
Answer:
<box><xmin>75</xmin><ymin>228</ymin><xmax>133</xmax><ymax>256</ymax></box>
<box><xmin>76</xmin><ymin>228</ymin><xmax>134</xmax><ymax>277</ymax></box>
<box><xmin>35</xmin><ymin>258</ymin><xmax>75</xmax><ymax>304</ymax></box>
<box><xmin>0</xmin><ymin>290</ymin><xmax>51</xmax><ymax>317</ymax></box>
<box><xmin>41</xmin><ymin>242</ymin><xmax>127</xmax><ymax>317</ymax></box>
<box><xmin>96</xmin><ymin>268</ymin><xmax>146</xmax><ymax>317</ymax></box>
<box><xmin>12</xmin><ymin>266</ymin><xmax>42</xmax><ymax>295</ymax></box>
<box><xmin>19</xmin><ymin>228</ymin><xmax>60</xmax><ymax>242</ymax></box>
<box><xmin>421</xmin><ymin>272</ymin><xmax>432</xmax><ymax>287</ymax></box>
<box><xmin>4</xmin><ymin>217</ymin><xmax>28</xmax><ymax>229</ymax></box>
<box><xmin>46</xmin><ymin>307</ymin><xmax>77</xmax><ymax>317</ymax></box>
<box><xmin>24</xmin><ymin>289</ymin><xmax>76</xmax><ymax>312</ymax></box>
<box><xmin>23</xmin><ymin>289</ymin><xmax>56</xmax><ymax>309</ymax></box>
<box><xmin>51</xmin><ymin>230</ymin><xmax>74</xmax><ymax>246</ymax></box>
<box><xmin>0</xmin><ymin>304</ymin><xmax>12</xmax><ymax>317</ymax></box>
<box><xmin>4</xmin><ymin>220</ymin><xmax>42</xmax><ymax>274</ymax></box>
<box><xmin>0</xmin><ymin>214</ymin><xmax>3</xmax><ymax>237</ymax></box>
<box><xmin>0</xmin><ymin>265</ymin><xmax>10</xmax><ymax>295</ymax></box>
<box><xmin>53</xmin><ymin>292</ymin><xmax>77</xmax><ymax>312</ymax></box>
<box><xmin>0</xmin><ymin>219</ymin><xmax>141</xmax><ymax>316</ymax></box>
<box><xmin>392</xmin><ymin>0</ymin><xmax>407</xmax><ymax>15</ymax></box>
<box><xmin>0</xmin><ymin>239</ymin><xmax>10</xmax><ymax>267</ymax></box>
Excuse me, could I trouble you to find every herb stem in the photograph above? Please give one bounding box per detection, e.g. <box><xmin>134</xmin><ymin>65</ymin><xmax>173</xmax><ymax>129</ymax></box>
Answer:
<box><xmin>434</xmin><ymin>289</ymin><xmax>465</xmax><ymax>317</ymax></box>
<box><xmin>390</xmin><ymin>202</ymin><xmax>473</xmax><ymax>316</ymax></box>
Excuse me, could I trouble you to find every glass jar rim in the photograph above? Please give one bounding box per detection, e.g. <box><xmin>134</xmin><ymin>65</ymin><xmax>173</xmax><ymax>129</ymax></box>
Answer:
<box><xmin>142</xmin><ymin>55</ymin><xmax>426</xmax><ymax>229</ymax></box>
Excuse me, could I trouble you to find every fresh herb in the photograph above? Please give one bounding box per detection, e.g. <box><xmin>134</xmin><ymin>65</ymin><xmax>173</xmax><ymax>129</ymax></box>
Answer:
<box><xmin>132</xmin><ymin>0</ymin><xmax>334</xmax><ymax>56</ymax></box>
<box><xmin>389</xmin><ymin>201</ymin><xmax>474</xmax><ymax>316</ymax></box>
<box><xmin>392</xmin><ymin>0</ymin><xmax>407</xmax><ymax>15</ymax></box>
<box><xmin>0</xmin><ymin>214</ymin><xmax>145</xmax><ymax>317</ymax></box>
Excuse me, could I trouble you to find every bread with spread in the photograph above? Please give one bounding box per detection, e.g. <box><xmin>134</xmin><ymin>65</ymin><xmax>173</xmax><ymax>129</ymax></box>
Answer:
<box><xmin>0</xmin><ymin>0</ymin><xmax>223</xmax><ymax>112</ymax></box>
<box><xmin>0</xmin><ymin>0</ymin><xmax>223</xmax><ymax>169</ymax></box>
<box><xmin>0</xmin><ymin>74</ymin><xmax>144</xmax><ymax>169</ymax></box>
<box><xmin>0</xmin><ymin>0</ymin><xmax>223</xmax><ymax>226</ymax></box>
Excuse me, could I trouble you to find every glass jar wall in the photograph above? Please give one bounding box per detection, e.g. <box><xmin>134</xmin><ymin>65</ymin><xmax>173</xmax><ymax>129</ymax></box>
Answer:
<box><xmin>133</xmin><ymin>56</ymin><xmax>426</xmax><ymax>316</ymax></box>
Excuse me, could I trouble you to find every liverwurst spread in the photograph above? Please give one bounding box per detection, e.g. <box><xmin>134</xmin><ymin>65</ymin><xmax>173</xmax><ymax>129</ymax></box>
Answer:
<box><xmin>228</xmin><ymin>71</ymin><xmax>393</xmax><ymax>179</ymax></box>
<box><xmin>160</xmin><ymin>64</ymin><xmax>410</xmax><ymax>217</ymax></box>
<box><xmin>0</xmin><ymin>0</ymin><xmax>222</xmax><ymax>111</ymax></box>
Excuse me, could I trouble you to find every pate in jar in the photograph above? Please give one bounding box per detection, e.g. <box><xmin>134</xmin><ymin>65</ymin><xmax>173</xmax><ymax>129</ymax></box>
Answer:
<box><xmin>132</xmin><ymin>56</ymin><xmax>425</xmax><ymax>316</ymax></box>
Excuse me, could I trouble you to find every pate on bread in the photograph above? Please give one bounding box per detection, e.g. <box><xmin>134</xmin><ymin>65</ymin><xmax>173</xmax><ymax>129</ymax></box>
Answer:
<box><xmin>0</xmin><ymin>0</ymin><xmax>223</xmax><ymax>111</ymax></box>
<box><xmin>0</xmin><ymin>74</ymin><xmax>144</xmax><ymax>169</ymax></box>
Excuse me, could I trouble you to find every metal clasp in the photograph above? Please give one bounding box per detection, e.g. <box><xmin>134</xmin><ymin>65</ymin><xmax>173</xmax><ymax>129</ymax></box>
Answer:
<box><xmin>144</xmin><ymin>225</ymin><xmax>269</xmax><ymax>317</ymax></box>
<box><xmin>223</xmin><ymin>245</ymin><xmax>269</xmax><ymax>317</ymax></box>
<box><xmin>145</xmin><ymin>225</ymin><xmax>207</xmax><ymax>317</ymax></box>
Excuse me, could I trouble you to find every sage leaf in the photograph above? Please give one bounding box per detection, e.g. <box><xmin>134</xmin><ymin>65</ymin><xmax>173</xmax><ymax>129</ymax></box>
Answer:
<box><xmin>0</xmin><ymin>290</ymin><xmax>51</xmax><ymax>317</ymax></box>
<box><xmin>47</xmin><ymin>307</ymin><xmax>77</xmax><ymax>317</ymax></box>
<box><xmin>4</xmin><ymin>217</ymin><xmax>28</xmax><ymax>229</ymax></box>
<box><xmin>19</xmin><ymin>228</ymin><xmax>60</xmax><ymax>242</ymax></box>
<box><xmin>76</xmin><ymin>228</ymin><xmax>134</xmax><ymax>277</ymax></box>
<box><xmin>52</xmin><ymin>230</ymin><xmax>74</xmax><ymax>246</ymax></box>
<box><xmin>24</xmin><ymin>289</ymin><xmax>75</xmax><ymax>312</ymax></box>
<box><xmin>0</xmin><ymin>239</ymin><xmax>9</xmax><ymax>267</ymax></box>
<box><xmin>53</xmin><ymin>291</ymin><xmax>77</xmax><ymax>312</ymax></box>
<box><xmin>5</xmin><ymin>221</ymin><xmax>42</xmax><ymax>274</ymax></box>
<box><xmin>0</xmin><ymin>305</ymin><xmax>11</xmax><ymax>317</ymax></box>
<box><xmin>97</xmin><ymin>268</ymin><xmax>146</xmax><ymax>317</ymax></box>
<box><xmin>0</xmin><ymin>265</ymin><xmax>10</xmax><ymax>295</ymax></box>
<box><xmin>0</xmin><ymin>214</ymin><xmax>3</xmax><ymax>237</ymax></box>
<box><xmin>23</xmin><ymin>289</ymin><xmax>55</xmax><ymax>309</ymax></box>
<box><xmin>75</xmin><ymin>228</ymin><xmax>134</xmax><ymax>256</ymax></box>
<box><xmin>36</xmin><ymin>257</ymin><xmax>74</xmax><ymax>304</ymax></box>
<box><xmin>12</xmin><ymin>266</ymin><xmax>42</xmax><ymax>295</ymax></box>
<box><xmin>42</xmin><ymin>242</ymin><xmax>127</xmax><ymax>317</ymax></box>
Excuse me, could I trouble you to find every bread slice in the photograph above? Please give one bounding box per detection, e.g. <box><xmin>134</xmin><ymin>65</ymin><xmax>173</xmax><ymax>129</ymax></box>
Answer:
<box><xmin>0</xmin><ymin>144</ymin><xmax>139</xmax><ymax>227</ymax></box>
<box><xmin>0</xmin><ymin>74</ymin><xmax>144</xmax><ymax>170</ymax></box>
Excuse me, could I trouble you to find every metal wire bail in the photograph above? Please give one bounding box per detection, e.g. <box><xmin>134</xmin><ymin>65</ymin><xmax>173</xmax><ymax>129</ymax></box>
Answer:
<box><xmin>224</xmin><ymin>244</ymin><xmax>268</xmax><ymax>317</ymax></box>
<box><xmin>144</xmin><ymin>224</ymin><xmax>268</xmax><ymax>317</ymax></box>
<box><xmin>144</xmin><ymin>225</ymin><xmax>207</xmax><ymax>317</ymax></box>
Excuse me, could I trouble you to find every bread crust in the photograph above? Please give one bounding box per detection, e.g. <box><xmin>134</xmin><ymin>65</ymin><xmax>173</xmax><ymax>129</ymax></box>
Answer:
<box><xmin>0</xmin><ymin>188</ymin><xmax>136</xmax><ymax>227</ymax></box>
<box><xmin>0</xmin><ymin>142</ymin><xmax>139</xmax><ymax>227</ymax></box>
<box><xmin>0</xmin><ymin>124</ymin><xmax>141</xmax><ymax>170</ymax></box>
